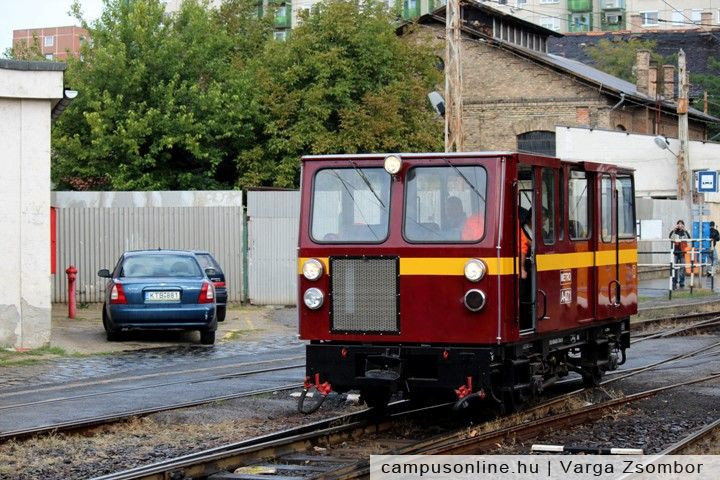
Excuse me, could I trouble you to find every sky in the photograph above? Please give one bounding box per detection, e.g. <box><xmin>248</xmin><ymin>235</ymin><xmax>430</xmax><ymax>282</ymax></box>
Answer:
<box><xmin>0</xmin><ymin>0</ymin><xmax>105</xmax><ymax>56</ymax></box>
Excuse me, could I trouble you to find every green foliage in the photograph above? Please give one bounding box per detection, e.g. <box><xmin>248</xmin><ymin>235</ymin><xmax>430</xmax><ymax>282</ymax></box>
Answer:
<box><xmin>53</xmin><ymin>0</ymin><xmax>271</xmax><ymax>190</ymax></box>
<box><xmin>237</xmin><ymin>1</ymin><xmax>443</xmax><ymax>187</ymax></box>
<box><xmin>6</xmin><ymin>34</ymin><xmax>48</xmax><ymax>61</ymax></box>
<box><xmin>584</xmin><ymin>38</ymin><xmax>665</xmax><ymax>83</ymax></box>
<box><xmin>52</xmin><ymin>0</ymin><xmax>442</xmax><ymax>190</ymax></box>
<box><xmin>692</xmin><ymin>56</ymin><xmax>720</xmax><ymax>137</ymax></box>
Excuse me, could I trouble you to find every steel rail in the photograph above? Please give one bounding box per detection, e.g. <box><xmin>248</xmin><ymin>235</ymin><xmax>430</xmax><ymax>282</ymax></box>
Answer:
<box><xmin>0</xmin><ymin>384</ymin><xmax>301</xmax><ymax>443</ymax></box>
<box><xmin>318</xmin><ymin>373</ymin><xmax>720</xmax><ymax>480</ymax></box>
<box><xmin>660</xmin><ymin>417</ymin><xmax>720</xmax><ymax>454</ymax></box>
<box><xmin>95</xmin><ymin>341</ymin><xmax>720</xmax><ymax>480</ymax></box>
<box><xmin>90</xmin><ymin>401</ymin><xmax>452</xmax><ymax>480</ymax></box>
<box><xmin>0</xmin><ymin>363</ymin><xmax>304</xmax><ymax>411</ymax></box>
<box><xmin>0</xmin><ymin>355</ymin><xmax>305</xmax><ymax>399</ymax></box>
<box><xmin>632</xmin><ymin>316</ymin><xmax>720</xmax><ymax>344</ymax></box>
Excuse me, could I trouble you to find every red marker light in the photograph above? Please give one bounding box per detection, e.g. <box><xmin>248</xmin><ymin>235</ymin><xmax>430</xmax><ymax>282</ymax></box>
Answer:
<box><xmin>442</xmin><ymin>350</ymin><xmax>449</xmax><ymax>360</ymax></box>
<box><xmin>341</xmin><ymin>348</ymin><xmax>348</xmax><ymax>358</ymax></box>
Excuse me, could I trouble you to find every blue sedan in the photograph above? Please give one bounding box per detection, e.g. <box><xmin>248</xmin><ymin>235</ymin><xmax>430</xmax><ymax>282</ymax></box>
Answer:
<box><xmin>98</xmin><ymin>250</ymin><xmax>218</xmax><ymax>344</ymax></box>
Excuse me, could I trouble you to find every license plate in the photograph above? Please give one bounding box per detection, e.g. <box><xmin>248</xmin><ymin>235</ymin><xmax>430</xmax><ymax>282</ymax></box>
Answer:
<box><xmin>145</xmin><ymin>291</ymin><xmax>180</xmax><ymax>302</ymax></box>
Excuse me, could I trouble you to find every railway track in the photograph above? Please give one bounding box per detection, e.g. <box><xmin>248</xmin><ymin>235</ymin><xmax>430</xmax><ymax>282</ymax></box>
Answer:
<box><xmin>0</xmin><ymin>358</ymin><xmax>304</xmax><ymax>443</ymax></box>
<box><xmin>631</xmin><ymin>313</ymin><xmax>720</xmax><ymax>344</ymax></box>
<box><xmin>93</xmin><ymin>338</ymin><xmax>720</xmax><ymax>480</ymax></box>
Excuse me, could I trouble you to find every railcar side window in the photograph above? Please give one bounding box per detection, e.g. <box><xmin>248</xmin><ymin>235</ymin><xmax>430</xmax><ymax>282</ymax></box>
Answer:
<box><xmin>601</xmin><ymin>175</ymin><xmax>613</xmax><ymax>243</ymax></box>
<box><xmin>541</xmin><ymin>168</ymin><xmax>555</xmax><ymax>245</ymax></box>
<box><xmin>568</xmin><ymin>170</ymin><xmax>590</xmax><ymax>240</ymax></box>
<box><xmin>311</xmin><ymin>168</ymin><xmax>391</xmax><ymax>243</ymax></box>
<box><xmin>617</xmin><ymin>176</ymin><xmax>636</xmax><ymax>238</ymax></box>
<box><xmin>404</xmin><ymin>165</ymin><xmax>487</xmax><ymax>242</ymax></box>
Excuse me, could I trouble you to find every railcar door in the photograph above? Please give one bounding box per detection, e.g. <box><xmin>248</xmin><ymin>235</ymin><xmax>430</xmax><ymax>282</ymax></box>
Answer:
<box><xmin>595</xmin><ymin>171</ymin><xmax>618</xmax><ymax>320</ymax></box>
<box><xmin>517</xmin><ymin>165</ymin><xmax>536</xmax><ymax>333</ymax></box>
<box><xmin>565</xmin><ymin>167</ymin><xmax>595</xmax><ymax>323</ymax></box>
<box><xmin>615</xmin><ymin>174</ymin><xmax>638</xmax><ymax>316</ymax></box>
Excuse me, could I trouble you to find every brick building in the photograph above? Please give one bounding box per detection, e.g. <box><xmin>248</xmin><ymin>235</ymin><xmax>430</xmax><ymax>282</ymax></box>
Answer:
<box><xmin>12</xmin><ymin>26</ymin><xmax>88</xmax><ymax>61</ymax></box>
<box><xmin>411</xmin><ymin>3</ymin><xmax>717</xmax><ymax>154</ymax></box>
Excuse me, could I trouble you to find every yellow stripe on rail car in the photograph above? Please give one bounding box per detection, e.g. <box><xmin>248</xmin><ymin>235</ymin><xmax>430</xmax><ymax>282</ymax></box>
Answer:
<box><xmin>298</xmin><ymin>249</ymin><xmax>637</xmax><ymax>276</ymax></box>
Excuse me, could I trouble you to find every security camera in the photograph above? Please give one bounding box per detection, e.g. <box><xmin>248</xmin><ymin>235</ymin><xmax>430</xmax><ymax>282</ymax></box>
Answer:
<box><xmin>428</xmin><ymin>91</ymin><xmax>446</xmax><ymax>117</ymax></box>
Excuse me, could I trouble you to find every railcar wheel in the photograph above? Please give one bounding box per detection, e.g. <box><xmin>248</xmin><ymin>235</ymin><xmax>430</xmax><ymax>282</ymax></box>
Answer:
<box><xmin>582</xmin><ymin>366</ymin><xmax>603</xmax><ymax>388</ymax></box>
<box><xmin>361</xmin><ymin>388</ymin><xmax>391</xmax><ymax>413</ymax></box>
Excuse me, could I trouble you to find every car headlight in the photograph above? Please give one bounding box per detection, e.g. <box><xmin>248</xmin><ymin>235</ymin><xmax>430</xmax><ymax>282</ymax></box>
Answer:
<box><xmin>302</xmin><ymin>258</ymin><xmax>324</xmax><ymax>281</ymax></box>
<box><xmin>464</xmin><ymin>259</ymin><xmax>487</xmax><ymax>282</ymax></box>
<box><xmin>464</xmin><ymin>289</ymin><xmax>487</xmax><ymax>312</ymax></box>
<box><xmin>303</xmin><ymin>288</ymin><xmax>324</xmax><ymax>310</ymax></box>
<box><xmin>384</xmin><ymin>155</ymin><xmax>402</xmax><ymax>175</ymax></box>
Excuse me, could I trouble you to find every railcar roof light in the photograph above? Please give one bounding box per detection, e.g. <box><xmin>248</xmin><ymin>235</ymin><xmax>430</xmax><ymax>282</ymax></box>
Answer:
<box><xmin>464</xmin><ymin>259</ymin><xmax>487</xmax><ymax>282</ymax></box>
<box><xmin>302</xmin><ymin>258</ymin><xmax>324</xmax><ymax>281</ymax></box>
<box><xmin>384</xmin><ymin>155</ymin><xmax>402</xmax><ymax>175</ymax></box>
<box><xmin>303</xmin><ymin>288</ymin><xmax>324</xmax><ymax>310</ymax></box>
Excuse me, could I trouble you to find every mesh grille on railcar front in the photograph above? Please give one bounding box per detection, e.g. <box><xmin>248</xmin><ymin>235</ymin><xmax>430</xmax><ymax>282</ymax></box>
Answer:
<box><xmin>330</xmin><ymin>257</ymin><xmax>399</xmax><ymax>333</ymax></box>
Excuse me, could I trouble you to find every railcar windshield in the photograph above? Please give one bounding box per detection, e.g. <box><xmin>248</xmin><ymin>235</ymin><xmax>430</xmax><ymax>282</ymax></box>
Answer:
<box><xmin>404</xmin><ymin>165</ymin><xmax>487</xmax><ymax>242</ymax></box>
<box><xmin>311</xmin><ymin>168</ymin><xmax>391</xmax><ymax>243</ymax></box>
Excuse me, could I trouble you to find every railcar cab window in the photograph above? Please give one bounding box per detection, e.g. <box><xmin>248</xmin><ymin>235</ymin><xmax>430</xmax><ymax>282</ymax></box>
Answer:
<box><xmin>568</xmin><ymin>170</ymin><xmax>590</xmax><ymax>240</ymax></box>
<box><xmin>617</xmin><ymin>175</ymin><xmax>636</xmax><ymax>238</ymax></box>
<box><xmin>601</xmin><ymin>174</ymin><xmax>613</xmax><ymax>242</ymax></box>
<box><xmin>311</xmin><ymin>168</ymin><xmax>391</xmax><ymax>243</ymax></box>
<box><xmin>541</xmin><ymin>168</ymin><xmax>555</xmax><ymax>245</ymax></box>
<box><xmin>404</xmin><ymin>165</ymin><xmax>487</xmax><ymax>242</ymax></box>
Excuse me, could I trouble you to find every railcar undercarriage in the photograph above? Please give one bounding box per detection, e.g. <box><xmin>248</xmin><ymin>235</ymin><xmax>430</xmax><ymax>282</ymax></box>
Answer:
<box><xmin>299</xmin><ymin>318</ymin><xmax>630</xmax><ymax>413</ymax></box>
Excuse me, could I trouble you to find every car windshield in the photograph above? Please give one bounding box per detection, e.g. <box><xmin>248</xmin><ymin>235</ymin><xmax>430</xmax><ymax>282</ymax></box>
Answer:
<box><xmin>404</xmin><ymin>165</ymin><xmax>487</xmax><ymax>242</ymax></box>
<box><xmin>311</xmin><ymin>167</ymin><xmax>391</xmax><ymax>243</ymax></box>
<box><xmin>120</xmin><ymin>254</ymin><xmax>202</xmax><ymax>278</ymax></box>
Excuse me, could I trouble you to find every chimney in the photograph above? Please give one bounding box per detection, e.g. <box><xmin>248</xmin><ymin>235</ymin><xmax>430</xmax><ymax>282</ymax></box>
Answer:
<box><xmin>636</xmin><ymin>50</ymin><xmax>651</xmax><ymax>95</ymax></box>
<box><xmin>648</xmin><ymin>66</ymin><xmax>658</xmax><ymax>98</ymax></box>
<box><xmin>630</xmin><ymin>14</ymin><xmax>643</xmax><ymax>33</ymax></box>
<box><xmin>701</xmin><ymin>11</ymin><xmax>713</xmax><ymax>26</ymax></box>
<box><xmin>663</xmin><ymin>64</ymin><xmax>675</xmax><ymax>99</ymax></box>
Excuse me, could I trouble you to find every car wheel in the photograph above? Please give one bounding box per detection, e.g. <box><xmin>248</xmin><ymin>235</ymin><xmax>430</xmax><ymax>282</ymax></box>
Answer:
<box><xmin>102</xmin><ymin>307</ymin><xmax>121</xmax><ymax>341</ymax></box>
<box><xmin>216</xmin><ymin>306</ymin><xmax>226</xmax><ymax>322</ymax></box>
<box><xmin>200</xmin><ymin>330</ymin><xmax>216</xmax><ymax>345</ymax></box>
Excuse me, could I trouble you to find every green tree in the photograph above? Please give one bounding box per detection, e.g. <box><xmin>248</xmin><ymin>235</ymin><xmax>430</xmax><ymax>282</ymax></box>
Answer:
<box><xmin>53</xmin><ymin>0</ymin><xmax>270</xmax><ymax>190</ymax></box>
<box><xmin>693</xmin><ymin>56</ymin><xmax>720</xmax><ymax>137</ymax></box>
<box><xmin>237</xmin><ymin>0</ymin><xmax>443</xmax><ymax>187</ymax></box>
<box><xmin>584</xmin><ymin>38</ymin><xmax>664</xmax><ymax>83</ymax></box>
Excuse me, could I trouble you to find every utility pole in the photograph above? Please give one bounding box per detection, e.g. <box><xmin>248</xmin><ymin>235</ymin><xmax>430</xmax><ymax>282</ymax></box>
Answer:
<box><xmin>445</xmin><ymin>0</ymin><xmax>463</xmax><ymax>152</ymax></box>
<box><xmin>677</xmin><ymin>49</ymin><xmax>692</xmax><ymax>227</ymax></box>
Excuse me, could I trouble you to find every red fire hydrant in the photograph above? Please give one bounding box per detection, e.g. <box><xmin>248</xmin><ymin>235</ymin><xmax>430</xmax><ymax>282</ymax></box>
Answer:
<box><xmin>66</xmin><ymin>265</ymin><xmax>77</xmax><ymax>319</ymax></box>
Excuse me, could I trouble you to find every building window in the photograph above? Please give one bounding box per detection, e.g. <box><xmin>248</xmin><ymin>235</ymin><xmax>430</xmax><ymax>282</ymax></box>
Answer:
<box><xmin>641</xmin><ymin>11</ymin><xmax>659</xmax><ymax>26</ymax></box>
<box><xmin>540</xmin><ymin>0</ymin><xmax>559</xmax><ymax>3</ymax></box>
<box><xmin>516</xmin><ymin>0</ymin><xmax>527</xmax><ymax>5</ymax></box>
<box><xmin>671</xmin><ymin>11</ymin><xmax>684</xmax><ymax>25</ymax></box>
<box><xmin>44</xmin><ymin>35</ymin><xmax>54</xmax><ymax>47</ymax></box>
<box><xmin>517</xmin><ymin>130</ymin><xmax>556</xmax><ymax>157</ymax></box>
<box><xmin>691</xmin><ymin>9</ymin><xmax>702</xmax><ymax>23</ymax></box>
<box><xmin>540</xmin><ymin>17</ymin><xmax>560</xmax><ymax>31</ymax></box>
<box><xmin>570</xmin><ymin>13</ymin><xmax>591</xmax><ymax>32</ymax></box>
<box><xmin>45</xmin><ymin>53</ymin><xmax>53</xmax><ymax>60</ymax></box>
<box><xmin>273</xmin><ymin>30</ymin><xmax>288</xmax><ymax>41</ymax></box>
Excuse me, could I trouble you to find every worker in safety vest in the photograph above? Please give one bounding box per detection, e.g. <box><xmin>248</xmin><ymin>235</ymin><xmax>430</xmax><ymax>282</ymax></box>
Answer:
<box><xmin>669</xmin><ymin>219</ymin><xmax>691</xmax><ymax>289</ymax></box>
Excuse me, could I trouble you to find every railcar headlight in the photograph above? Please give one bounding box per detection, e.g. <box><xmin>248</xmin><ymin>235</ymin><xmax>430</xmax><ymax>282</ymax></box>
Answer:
<box><xmin>302</xmin><ymin>258</ymin><xmax>324</xmax><ymax>281</ymax></box>
<box><xmin>384</xmin><ymin>155</ymin><xmax>402</xmax><ymax>175</ymax></box>
<box><xmin>464</xmin><ymin>289</ymin><xmax>487</xmax><ymax>312</ymax></box>
<box><xmin>303</xmin><ymin>288</ymin><xmax>324</xmax><ymax>310</ymax></box>
<box><xmin>464</xmin><ymin>259</ymin><xmax>487</xmax><ymax>282</ymax></box>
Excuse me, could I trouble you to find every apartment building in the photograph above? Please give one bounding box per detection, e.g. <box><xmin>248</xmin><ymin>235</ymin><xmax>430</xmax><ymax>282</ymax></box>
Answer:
<box><xmin>12</xmin><ymin>26</ymin><xmax>88</xmax><ymax>60</ymax></box>
<box><xmin>494</xmin><ymin>0</ymin><xmax>720</xmax><ymax>33</ymax></box>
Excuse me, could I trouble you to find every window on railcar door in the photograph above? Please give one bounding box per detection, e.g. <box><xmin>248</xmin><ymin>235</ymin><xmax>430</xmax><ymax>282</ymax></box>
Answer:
<box><xmin>541</xmin><ymin>168</ymin><xmax>555</xmax><ymax>245</ymax></box>
<box><xmin>617</xmin><ymin>176</ymin><xmax>636</xmax><ymax>238</ymax></box>
<box><xmin>601</xmin><ymin>174</ymin><xmax>613</xmax><ymax>242</ymax></box>
<box><xmin>568</xmin><ymin>170</ymin><xmax>590</xmax><ymax>240</ymax></box>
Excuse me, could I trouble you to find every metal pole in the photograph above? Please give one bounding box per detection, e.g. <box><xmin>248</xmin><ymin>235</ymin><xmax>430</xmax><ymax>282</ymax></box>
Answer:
<box><xmin>445</xmin><ymin>0</ymin><xmax>463</xmax><ymax>152</ymax></box>
<box><xmin>678</xmin><ymin>49</ymin><xmax>692</xmax><ymax>231</ymax></box>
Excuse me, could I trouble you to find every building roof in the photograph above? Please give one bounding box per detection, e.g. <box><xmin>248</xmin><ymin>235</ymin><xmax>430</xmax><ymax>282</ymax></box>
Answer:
<box><xmin>0</xmin><ymin>58</ymin><xmax>66</xmax><ymax>72</ymax></box>
<box><xmin>415</xmin><ymin>6</ymin><xmax>719</xmax><ymax>124</ymax></box>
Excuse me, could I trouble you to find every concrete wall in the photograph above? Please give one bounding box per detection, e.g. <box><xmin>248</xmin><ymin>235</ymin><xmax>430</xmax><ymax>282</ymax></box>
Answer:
<box><xmin>0</xmin><ymin>60</ymin><xmax>65</xmax><ymax>349</ymax></box>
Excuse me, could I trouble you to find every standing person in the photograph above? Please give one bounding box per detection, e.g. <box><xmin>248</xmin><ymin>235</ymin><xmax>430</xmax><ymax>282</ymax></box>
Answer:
<box><xmin>669</xmin><ymin>220</ymin><xmax>691</xmax><ymax>288</ymax></box>
<box><xmin>708</xmin><ymin>221</ymin><xmax>720</xmax><ymax>276</ymax></box>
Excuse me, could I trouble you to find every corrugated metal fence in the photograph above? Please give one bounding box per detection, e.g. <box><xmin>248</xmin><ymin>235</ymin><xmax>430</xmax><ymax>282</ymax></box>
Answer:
<box><xmin>247</xmin><ymin>191</ymin><xmax>300</xmax><ymax>305</ymax></box>
<box><xmin>53</xmin><ymin>206</ymin><xmax>245</xmax><ymax>303</ymax></box>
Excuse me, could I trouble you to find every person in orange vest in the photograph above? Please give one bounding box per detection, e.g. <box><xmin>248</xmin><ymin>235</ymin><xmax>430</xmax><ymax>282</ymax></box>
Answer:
<box><xmin>669</xmin><ymin>219</ymin><xmax>691</xmax><ymax>289</ymax></box>
<box><xmin>519</xmin><ymin>208</ymin><xmax>531</xmax><ymax>279</ymax></box>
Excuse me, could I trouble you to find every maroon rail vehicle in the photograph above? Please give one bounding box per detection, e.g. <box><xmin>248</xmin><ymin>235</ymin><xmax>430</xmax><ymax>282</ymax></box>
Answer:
<box><xmin>296</xmin><ymin>152</ymin><xmax>637</xmax><ymax>412</ymax></box>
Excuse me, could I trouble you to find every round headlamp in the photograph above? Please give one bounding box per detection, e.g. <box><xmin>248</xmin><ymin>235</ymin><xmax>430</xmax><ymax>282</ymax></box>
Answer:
<box><xmin>303</xmin><ymin>288</ymin><xmax>325</xmax><ymax>310</ymax></box>
<box><xmin>464</xmin><ymin>289</ymin><xmax>487</xmax><ymax>312</ymax></box>
<box><xmin>384</xmin><ymin>155</ymin><xmax>402</xmax><ymax>175</ymax></box>
<box><xmin>302</xmin><ymin>258</ymin><xmax>324</xmax><ymax>281</ymax></box>
<box><xmin>464</xmin><ymin>259</ymin><xmax>487</xmax><ymax>282</ymax></box>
